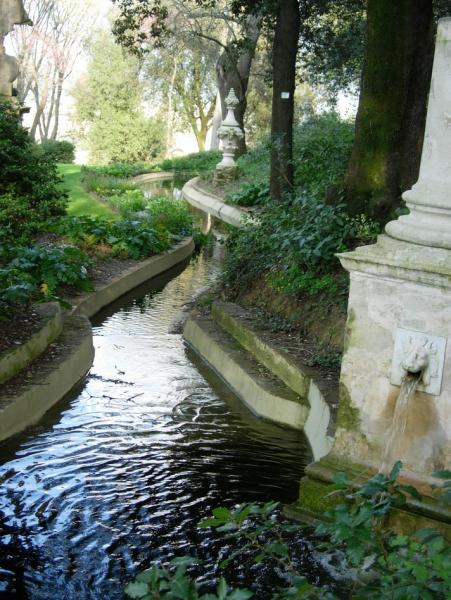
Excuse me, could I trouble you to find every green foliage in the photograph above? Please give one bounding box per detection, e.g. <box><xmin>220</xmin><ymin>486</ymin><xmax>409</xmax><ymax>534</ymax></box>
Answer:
<box><xmin>108</xmin><ymin>189</ymin><xmax>148</xmax><ymax>216</ymax></box>
<box><xmin>292</xmin><ymin>113</ymin><xmax>354</xmax><ymax>199</ymax></box>
<box><xmin>81</xmin><ymin>170</ymin><xmax>139</xmax><ymax>196</ymax></box>
<box><xmin>0</xmin><ymin>244</ymin><xmax>91</xmax><ymax>314</ymax></box>
<box><xmin>299</xmin><ymin>0</ymin><xmax>366</xmax><ymax>94</ymax></box>
<box><xmin>220</xmin><ymin>114</ymin><xmax>365</xmax><ymax>300</ymax></box>
<box><xmin>222</xmin><ymin>194</ymin><xmax>356</xmax><ymax>298</ymax></box>
<box><xmin>37</xmin><ymin>140</ymin><xmax>75</xmax><ymax>163</ymax></box>
<box><xmin>159</xmin><ymin>151</ymin><xmax>222</xmax><ymax>177</ymax></box>
<box><xmin>226</xmin><ymin>182</ymin><xmax>270</xmax><ymax>207</ymax></box>
<box><xmin>82</xmin><ymin>162</ymin><xmax>153</xmax><ymax>179</ymax></box>
<box><xmin>0</xmin><ymin>101</ymin><xmax>67</xmax><ymax>240</ymax></box>
<box><xmin>126</xmin><ymin>464</ymin><xmax>451</xmax><ymax>600</ymax></box>
<box><xmin>55</xmin><ymin>195</ymin><xmax>193</xmax><ymax>259</ymax></box>
<box><xmin>73</xmin><ymin>31</ymin><xmax>163</xmax><ymax>164</ymax></box>
<box><xmin>145</xmin><ymin>197</ymin><xmax>193</xmax><ymax>236</ymax></box>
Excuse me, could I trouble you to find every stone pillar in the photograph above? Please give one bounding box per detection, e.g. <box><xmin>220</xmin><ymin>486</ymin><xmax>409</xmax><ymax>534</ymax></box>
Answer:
<box><xmin>386</xmin><ymin>18</ymin><xmax>451</xmax><ymax>249</ymax></box>
<box><xmin>0</xmin><ymin>0</ymin><xmax>31</xmax><ymax>100</ymax></box>
<box><xmin>214</xmin><ymin>88</ymin><xmax>244</xmax><ymax>186</ymax></box>
<box><xmin>297</xmin><ymin>19</ymin><xmax>451</xmax><ymax>530</ymax></box>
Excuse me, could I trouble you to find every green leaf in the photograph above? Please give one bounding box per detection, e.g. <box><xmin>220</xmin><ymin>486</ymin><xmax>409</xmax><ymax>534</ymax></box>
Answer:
<box><xmin>228</xmin><ymin>589</ymin><xmax>253</xmax><ymax>599</ymax></box>
<box><xmin>212</xmin><ymin>507</ymin><xmax>232</xmax><ymax>520</ymax></box>
<box><xmin>217</xmin><ymin>577</ymin><xmax>227</xmax><ymax>600</ymax></box>
<box><xmin>124</xmin><ymin>581</ymin><xmax>149</xmax><ymax>599</ymax></box>
<box><xmin>432</xmin><ymin>470</ymin><xmax>451</xmax><ymax>480</ymax></box>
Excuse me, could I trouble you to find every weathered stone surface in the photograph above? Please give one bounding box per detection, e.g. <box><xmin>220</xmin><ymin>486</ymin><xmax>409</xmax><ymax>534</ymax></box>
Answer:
<box><xmin>0</xmin><ymin>0</ymin><xmax>30</xmax><ymax>98</ymax></box>
<box><xmin>184</xmin><ymin>313</ymin><xmax>310</xmax><ymax>432</ymax></box>
<box><xmin>182</xmin><ymin>177</ymin><xmax>247</xmax><ymax>228</ymax></box>
<box><xmin>0</xmin><ymin>303</ymin><xmax>62</xmax><ymax>385</ymax></box>
<box><xmin>297</xmin><ymin>19</ymin><xmax>451</xmax><ymax>526</ymax></box>
<box><xmin>214</xmin><ymin>88</ymin><xmax>244</xmax><ymax>185</ymax></box>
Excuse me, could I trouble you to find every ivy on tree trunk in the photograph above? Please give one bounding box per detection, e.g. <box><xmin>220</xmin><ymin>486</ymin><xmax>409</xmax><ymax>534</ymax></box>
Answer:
<box><xmin>270</xmin><ymin>0</ymin><xmax>300</xmax><ymax>200</ymax></box>
<box><xmin>344</xmin><ymin>0</ymin><xmax>434</xmax><ymax>223</ymax></box>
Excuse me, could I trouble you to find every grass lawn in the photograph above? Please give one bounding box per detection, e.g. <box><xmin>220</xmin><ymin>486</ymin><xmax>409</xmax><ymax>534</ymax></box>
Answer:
<box><xmin>58</xmin><ymin>163</ymin><xmax>116</xmax><ymax>219</ymax></box>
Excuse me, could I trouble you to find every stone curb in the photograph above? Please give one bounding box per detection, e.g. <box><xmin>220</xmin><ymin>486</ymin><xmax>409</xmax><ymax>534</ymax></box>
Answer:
<box><xmin>1</xmin><ymin>238</ymin><xmax>195</xmax><ymax>441</ymax></box>
<box><xmin>131</xmin><ymin>171</ymin><xmax>174</xmax><ymax>184</ymax></box>
<box><xmin>182</xmin><ymin>177</ymin><xmax>247</xmax><ymax>228</ymax></box>
<box><xmin>211</xmin><ymin>302</ymin><xmax>334</xmax><ymax>460</ymax></box>
<box><xmin>0</xmin><ymin>302</ymin><xmax>62</xmax><ymax>385</ymax></box>
<box><xmin>184</xmin><ymin>314</ymin><xmax>309</xmax><ymax>431</ymax></box>
<box><xmin>0</xmin><ymin>314</ymin><xmax>94</xmax><ymax>442</ymax></box>
<box><xmin>73</xmin><ymin>237</ymin><xmax>195</xmax><ymax>318</ymax></box>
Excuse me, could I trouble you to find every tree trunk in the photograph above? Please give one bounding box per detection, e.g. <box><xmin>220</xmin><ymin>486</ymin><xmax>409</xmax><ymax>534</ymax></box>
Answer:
<box><xmin>344</xmin><ymin>0</ymin><xmax>434</xmax><ymax>222</ymax></box>
<box><xmin>50</xmin><ymin>71</ymin><xmax>64</xmax><ymax>140</ymax></box>
<box><xmin>216</xmin><ymin>15</ymin><xmax>260</xmax><ymax>155</ymax></box>
<box><xmin>209</xmin><ymin>92</ymin><xmax>222</xmax><ymax>150</ymax></box>
<box><xmin>269</xmin><ymin>0</ymin><xmax>300</xmax><ymax>200</ymax></box>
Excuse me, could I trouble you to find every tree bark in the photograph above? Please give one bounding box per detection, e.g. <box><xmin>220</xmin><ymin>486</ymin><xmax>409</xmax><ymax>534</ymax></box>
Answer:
<box><xmin>344</xmin><ymin>0</ymin><xmax>434</xmax><ymax>222</ymax></box>
<box><xmin>269</xmin><ymin>0</ymin><xmax>300</xmax><ymax>200</ymax></box>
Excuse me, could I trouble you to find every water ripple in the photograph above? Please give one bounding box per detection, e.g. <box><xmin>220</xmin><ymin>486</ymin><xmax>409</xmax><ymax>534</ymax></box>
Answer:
<box><xmin>0</xmin><ymin>248</ymin><xmax>312</xmax><ymax>599</ymax></box>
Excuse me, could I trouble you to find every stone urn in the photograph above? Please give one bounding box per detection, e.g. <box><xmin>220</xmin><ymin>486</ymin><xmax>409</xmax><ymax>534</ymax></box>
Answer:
<box><xmin>214</xmin><ymin>88</ymin><xmax>244</xmax><ymax>185</ymax></box>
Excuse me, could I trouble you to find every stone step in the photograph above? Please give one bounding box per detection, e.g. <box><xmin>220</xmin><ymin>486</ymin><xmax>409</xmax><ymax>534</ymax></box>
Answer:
<box><xmin>184</xmin><ymin>313</ymin><xmax>310</xmax><ymax>431</ymax></box>
<box><xmin>210</xmin><ymin>301</ymin><xmax>336</xmax><ymax>459</ymax></box>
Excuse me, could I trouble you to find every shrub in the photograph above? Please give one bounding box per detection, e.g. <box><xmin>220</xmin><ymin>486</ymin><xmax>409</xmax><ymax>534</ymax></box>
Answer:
<box><xmin>38</xmin><ymin>140</ymin><xmax>75</xmax><ymax>163</ymax></box>
<box><xmin>0</xmin><ymin>243</ymin><xmax>91</xmax><ymax>314</ymax></box>
<box><xmin>0</xmin><ymin>101</ymin><xmax>67</xmax><ymax>239</ymax></box>
<box><xmin>55</xmin><ymin>202</ymin><xmax>193</xmax><ymax>260</ymax></box>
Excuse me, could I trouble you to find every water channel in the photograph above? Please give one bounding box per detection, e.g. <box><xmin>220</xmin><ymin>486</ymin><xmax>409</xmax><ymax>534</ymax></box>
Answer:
<box><xmin>0</xmin><ymin>208</ymin><xmax>313</xmax><ymax>598</ymax></box>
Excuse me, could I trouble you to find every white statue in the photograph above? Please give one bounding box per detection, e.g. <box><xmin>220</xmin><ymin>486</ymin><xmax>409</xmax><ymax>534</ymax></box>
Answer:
<box><xmin>214</xmin><ymin>88</ymin><xmax>244</xmax><ymax>185</ymax></box>
<box><xmin>0</xmin><ymin>0</ymin><xmax>31</xmax><ymax>98</ymax></box>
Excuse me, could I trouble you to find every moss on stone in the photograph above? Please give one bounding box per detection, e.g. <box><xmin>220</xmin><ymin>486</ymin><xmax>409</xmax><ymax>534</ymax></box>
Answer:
<box><xmin>298</xmin><ymin>476</ymin><xmax>342</xmax><ymax>515</ymax></box>
<box><xmin>335</xmin><ymin>382</ymin><xmax>360</xmax><ymax>431</ymax></box>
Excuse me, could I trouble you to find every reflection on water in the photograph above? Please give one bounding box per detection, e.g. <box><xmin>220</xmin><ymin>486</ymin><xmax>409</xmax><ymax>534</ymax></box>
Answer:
<box><xmin>0</xmin><ymin>245</ymin><xmax>311</xmax><ymax>599</ymax></box>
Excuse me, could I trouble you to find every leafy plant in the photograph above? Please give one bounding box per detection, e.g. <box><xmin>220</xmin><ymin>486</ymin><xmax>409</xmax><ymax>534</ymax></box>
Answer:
<box><xmin>226</xmin><ymin>182</ymin><xmax>270</xmax><ymax>207</ymax></box>
<box><xmin>107</xmin><ymin>189</ymin><xmax>148</xmax><ymax>216</ymax></box>
<box><xmin>0</xmin><ymin>244</ymin><xmax>92</xmax><ymax>314</ymax></box>
<box><xmin>222</xmin><ymin>194</ymin><xmax>355</xmax><ymax>299</ymax></box>
<box><xmin>126</xmin><ymin>464</ymin><xmax>451</xmax><ymax>600</ymax></box>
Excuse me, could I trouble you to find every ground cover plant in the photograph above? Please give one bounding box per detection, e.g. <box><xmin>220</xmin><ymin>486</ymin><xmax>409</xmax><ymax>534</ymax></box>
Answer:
<box><xmin>125</xmin><ymin>464</ymin><xmax>451</xmax><ymax>599</ymax></box>
<box><xmin>0</xmin><ymin>107</ymin><xmax>197</xmax><ymax>317</ymax></box>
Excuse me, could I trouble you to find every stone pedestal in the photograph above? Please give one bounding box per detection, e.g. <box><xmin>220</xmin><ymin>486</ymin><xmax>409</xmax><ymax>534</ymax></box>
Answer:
<box><xmin>297</xmin><ymin>19</ymin><xmax>451</xmax><ymax>530</ymax></box>
<box><xmin>214</xmin><ymin>89</ymin><xmax>244</xmax><ymax>185</ymax></box>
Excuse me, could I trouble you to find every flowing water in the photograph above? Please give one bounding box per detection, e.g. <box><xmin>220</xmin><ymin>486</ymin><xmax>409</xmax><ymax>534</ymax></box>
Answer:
<box><xmin>380</xmin><ymin>372</ymin><xmax>421</xmax><ymax>472</ymax></box>
<box><xmin>0</xmin><ymin>244</ymin><xmax>312</xmax><ymax>599</ymax></box>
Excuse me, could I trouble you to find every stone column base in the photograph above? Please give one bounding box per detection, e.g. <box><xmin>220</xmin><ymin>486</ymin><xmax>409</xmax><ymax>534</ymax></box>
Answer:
<box><xmin>292</xmin><ymin>456</ymin><xmax>451</xmax><ymax>539</ymax></box>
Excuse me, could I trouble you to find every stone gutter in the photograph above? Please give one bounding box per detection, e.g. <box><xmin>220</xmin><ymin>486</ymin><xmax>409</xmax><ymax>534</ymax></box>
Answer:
<box><xmin>0</xmin><ymin>237</ymin><xmax>195</xmax><ymax>442</ymax></box>
<box><xmin>182</xmin><ymin>177</ymin><xmax>248</xmax><ymax>228</ymax></box>
<box><xmin>184</xmin><ymin>302</ymin><xmax>336</xmax><ymax>461</ymax></box>
<box><xmin>0</xmin><ymin>302</ymin><xmax>62</xmax><ymax>385</ymax></box>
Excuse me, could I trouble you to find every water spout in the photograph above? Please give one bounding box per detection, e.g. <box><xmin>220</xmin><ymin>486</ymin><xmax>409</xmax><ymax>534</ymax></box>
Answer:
<box><xmin>380</xmin><ymin>369</ymin><xmax>424</xmax><ymax>473</ymax></box>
